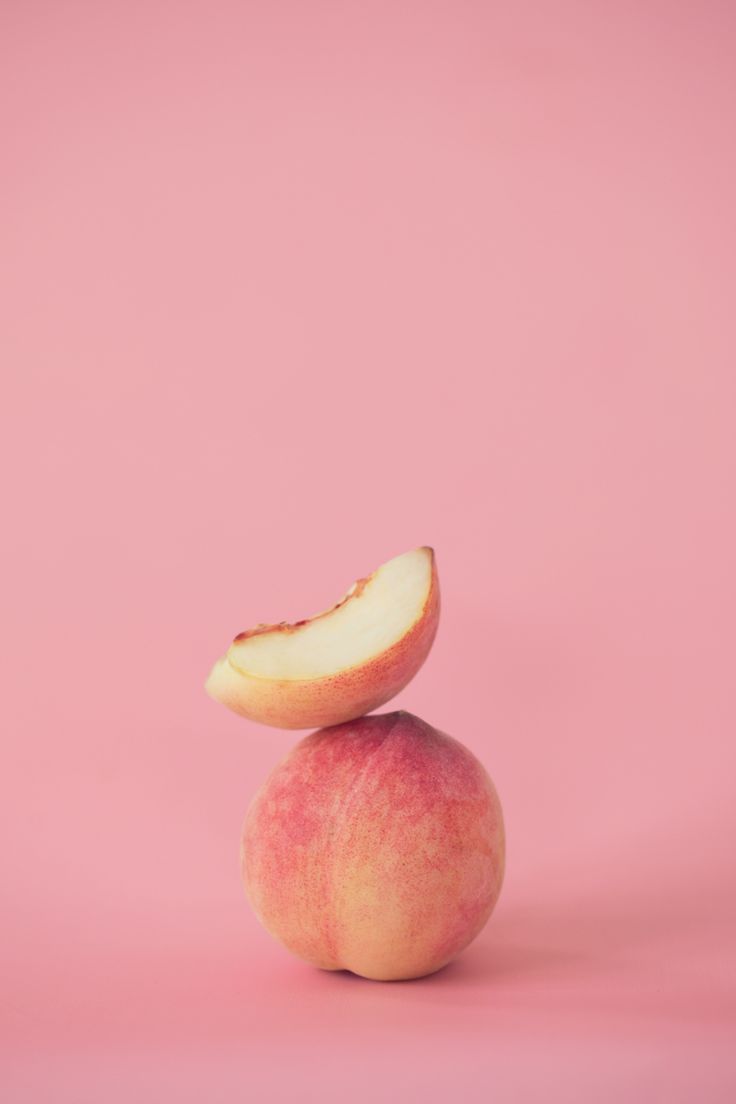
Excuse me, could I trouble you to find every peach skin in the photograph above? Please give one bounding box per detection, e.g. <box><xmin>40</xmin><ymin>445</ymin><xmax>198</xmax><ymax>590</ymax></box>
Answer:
<box><xmin>206</xmin><ymin>548</ymin><xmax>439</xmax><ymax>729</ymax></box>
<box><xmin>241</xmin><ymin>711</ymin><xmax>505</xmax><ymax>981</ymax></box>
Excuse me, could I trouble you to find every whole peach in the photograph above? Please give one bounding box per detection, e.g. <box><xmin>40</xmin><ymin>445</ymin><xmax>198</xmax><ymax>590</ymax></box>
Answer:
<box><xmin>242</xmin><ymin>711</ymin><xmax>505</xmax><ymax>981</ymax></box>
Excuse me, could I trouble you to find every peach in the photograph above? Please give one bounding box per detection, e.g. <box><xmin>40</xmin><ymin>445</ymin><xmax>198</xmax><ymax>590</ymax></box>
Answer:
<box><xmin>242</xmin><ymin>711</ymin><xmax>505</xmax><ymax>981</ymax></box>
<box><xmin>206</xmin><ymin>547</ymin><xmax>439</xmax><ymax>730</ymax></box>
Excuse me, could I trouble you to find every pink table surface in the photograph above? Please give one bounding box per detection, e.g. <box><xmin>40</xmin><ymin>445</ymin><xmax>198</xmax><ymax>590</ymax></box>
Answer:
<box><xmin>3</xmin><ymin>2</ymin><xmax>735</xmax><ymax>1100</ymax></box>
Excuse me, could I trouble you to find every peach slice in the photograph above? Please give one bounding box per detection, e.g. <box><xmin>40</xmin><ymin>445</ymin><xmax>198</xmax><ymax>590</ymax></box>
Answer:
<box><xmin>206</xmin><ymin>547</ymin><xmax>439</xmax><ymax>729</ymax></box>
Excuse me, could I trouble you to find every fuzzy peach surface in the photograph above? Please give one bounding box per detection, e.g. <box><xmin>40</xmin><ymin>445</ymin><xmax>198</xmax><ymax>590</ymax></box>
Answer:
<box><xmin>242</xmin><ymin>711</ymin><xmax>505</xmax><ymax>981</ymax></box>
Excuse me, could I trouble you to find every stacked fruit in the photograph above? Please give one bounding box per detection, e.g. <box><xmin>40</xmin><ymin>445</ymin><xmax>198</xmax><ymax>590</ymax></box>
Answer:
<box><xmin>206</xmin><ymin>548</ymin><xmax>505</xmax><ymax>981</ymax></box>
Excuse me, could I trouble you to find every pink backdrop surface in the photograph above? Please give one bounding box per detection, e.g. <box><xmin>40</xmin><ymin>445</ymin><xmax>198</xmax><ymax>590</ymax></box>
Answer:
<box><xmin>2</xmin><ymin>2</ymin><xmax>735</xmax><ymax>1100</ymax></box>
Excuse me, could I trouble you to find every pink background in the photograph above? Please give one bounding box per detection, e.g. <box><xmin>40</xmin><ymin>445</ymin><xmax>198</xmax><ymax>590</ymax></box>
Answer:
<box><xmin>3</xmin><ymin>1</ymin><xmax>735</xmax><ymax>1100</ymax></box>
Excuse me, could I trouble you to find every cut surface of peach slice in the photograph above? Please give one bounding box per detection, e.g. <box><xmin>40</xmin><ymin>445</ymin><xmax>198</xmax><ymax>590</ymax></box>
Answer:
<box><xmin>206</xmin><ymin>547</ymin><xmax>439</xmax><ymax>729</ymax></box>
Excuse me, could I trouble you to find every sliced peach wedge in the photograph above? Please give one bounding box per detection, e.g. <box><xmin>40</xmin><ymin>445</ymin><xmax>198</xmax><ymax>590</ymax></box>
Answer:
<box><xmin>206</xmin><ymin>547</ymin><xmax>439</xmax><ymax>730</ymax></box>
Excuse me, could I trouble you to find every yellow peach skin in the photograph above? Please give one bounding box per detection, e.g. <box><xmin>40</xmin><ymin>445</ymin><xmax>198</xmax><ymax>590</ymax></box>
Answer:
<box><xmin>206</xmin><ymin>548</ymin><xmax>439</xmax><ymax>730</ymax></box>
<box><xmin>242</xmin><ymin>711</ymin><xmax>505</xmax><ymax>981</ymax></box>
